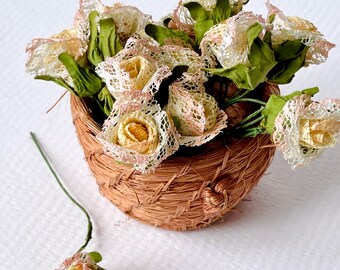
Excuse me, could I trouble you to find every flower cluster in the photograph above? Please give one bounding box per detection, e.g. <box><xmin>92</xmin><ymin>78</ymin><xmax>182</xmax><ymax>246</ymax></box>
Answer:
<box><xmin>26</xmin><ymin>0</ymin><xmax>339</xmax><ymax>172</ymax></box>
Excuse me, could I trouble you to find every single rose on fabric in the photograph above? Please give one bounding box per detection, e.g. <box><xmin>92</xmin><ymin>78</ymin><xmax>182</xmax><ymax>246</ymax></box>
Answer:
<box><xmin>97</xmin><ymin>101</ymin><xmax>180</xmax><ymax>173</ymax></box>
<box><xmin>266</xmin><ymin>3</ymin><xmax>335</xmax><ymax>66</ymax></box>
<box><xmin>96</xmin><ymin>37</ymin><xmax>172</xmax><ymax>105</ymax></box>
<box><xmin>166</xmin><ymin>75</ymin><xmax>228</xmax><ymax>146</ymax></box>
<box><xmin>55</xmin><ymin>252</ymin><xmax>103</xmax><ymax>270</ymax></box>
<box><xmin>272</xmin><ymin>94</ymin><xmax>340</xmax><ymax>168</ymax></box>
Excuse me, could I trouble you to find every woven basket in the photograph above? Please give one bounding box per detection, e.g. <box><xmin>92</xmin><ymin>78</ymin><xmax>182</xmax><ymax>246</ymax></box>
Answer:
<box><xmin>70</xmin><ymin>84</ymin><xmax>279</xmax><ymax>231</ymax></box>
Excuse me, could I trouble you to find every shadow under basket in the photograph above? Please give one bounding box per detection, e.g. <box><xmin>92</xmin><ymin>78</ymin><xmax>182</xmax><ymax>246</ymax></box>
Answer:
<box><xmin>70</xmin><ymin>92</ymin><xmax>276</xmax><ymax>231</ymax></box>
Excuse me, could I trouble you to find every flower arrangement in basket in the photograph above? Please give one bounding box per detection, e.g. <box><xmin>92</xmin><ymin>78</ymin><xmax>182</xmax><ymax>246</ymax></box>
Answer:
<box><xmin>26</xmin><ymin>0</ymin><xmax>340</xmax><ymax>234</ymax></box>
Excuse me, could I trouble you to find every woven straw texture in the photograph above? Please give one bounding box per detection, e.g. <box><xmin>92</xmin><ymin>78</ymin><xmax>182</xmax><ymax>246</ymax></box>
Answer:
<box><xmin>70</xmin><ymin>84</ymin><xmax>278</xmax><ymax>231</ymax></box>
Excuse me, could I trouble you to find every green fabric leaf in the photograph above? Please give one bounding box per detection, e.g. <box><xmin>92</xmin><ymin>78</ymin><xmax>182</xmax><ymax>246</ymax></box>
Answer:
<box><xmin>246</xmin><ymin>22</ymin><xmax>263</xmax><ymax>47</ymax></box>
<box><xmin>87</xmin><ymin>11</ymin><xmax>123</xmax><ymax>66</ymax></box>
<box><xmin>261</xmin><ymin>87</ymin><xmax>319</xmax><ymax>133</ymax></box>
<box><xmin>88</xmin><ymin>251</ymin><xmax>103</xmax><ymax>263</ymax></box>
<box><xmin>184</xmin><ymin>0</ymin><xmax>231</xmax><ymax>45</ymax></box>
<box><xmin>213</xmin><ymin>0</ymin><xmax>232</xmax><ymax>23</ymax></box>
<box><xmin>268</xmin><ymin>40</ymin><xmax>308</xmax><ymax>84</ymax></box>
<box><xmin>208</xmin><ymin>37</ymin><xmax>276</xmax><ymax>90</ymax></box>
<box><xmin>58</xmin><ymin>52</ymin><xmax>103</xmax><ymax>97</ymax></box>
<box><xmin>145</xmin><ymin>24</ymin><xmax>196</xmax><ymax>48</ymax></box>
<box><xmin>88</xmin><ymin>11</ymin><xmax>103</xmax><ymax>66</ymax></box>
<box><xmin>35</xmin><ymin>75</ymin><xmax>74</xmax><ymax>93</ymax></box>
<box><xmin>98</xmin><ymin>17</ymin><xmax>123</xmax><ymax>59</ymax></box>
<box><xmin>97</xmin><ymin>87</ymin><xmax>115</xmax><ymax>117</ymax></box>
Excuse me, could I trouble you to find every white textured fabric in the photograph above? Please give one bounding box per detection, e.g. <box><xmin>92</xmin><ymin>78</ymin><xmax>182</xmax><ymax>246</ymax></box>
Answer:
<box><xmin>3</xmin><ymin>1</ymin><xmax>340</xmax><ymax>270</ymax></box>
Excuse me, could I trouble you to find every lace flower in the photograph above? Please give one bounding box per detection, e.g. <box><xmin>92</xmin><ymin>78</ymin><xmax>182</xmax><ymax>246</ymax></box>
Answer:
<box><xmin>266</xmin><ymin>3</ymin><xmax>335</xmax><ymax>65</ymax></box>
<box><xmin>96</xmin><ymin>37</ymin><xmax>172</xmax><ymax>106</ymax></box>
<box><xmin>170</xmin><ymin>0</ymin><xmax>245</xmax><ymax>34</ymax></box>
<box><xmin>160</xmin><ymin>44</ymin><xmax>206</xmax><ymax>82</ymax></box>
<box><xmin>200</xmin><ymin>11</ymin><xmax>264</xmax><ymax>69</ymax></box>
<box><xmin>74</xmin><ymin>0</ymin><xmax>151</xmax><ymax>42</ymax></box>
<box><xmin>55</xmin><ymin>252</ymin><xmax>101</xmax><ymax>270</ymax></box>
<box><xmin>166</xmin><ymin>75</ymin><xmax>228</xmax><ymax>146</ymax></box>
<box><xmin>25</xmin><ymin>29</ymin><xmax>87</xmax><ymax>87</ymax></box>
<box><xmin>273</xmin><ymin>95</ymin><xmax>340</xmax><ymax>169</ymax></box>
<box><xmin>97</xmin><ymin>101</ymin><xmax>180</xmax><ymax>173</ymax></box>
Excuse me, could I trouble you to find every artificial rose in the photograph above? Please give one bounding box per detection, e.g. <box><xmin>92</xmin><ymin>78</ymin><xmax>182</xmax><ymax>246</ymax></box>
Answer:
<box><xmin>272</xmin><ymin>95</ymin><xmax>340</xmax><ymax>168</ymax></box>
<box><xmin>26</xmin><ymin>29</ymin><xmax>87</xmax><ymax>87</ymax></box>
<box><xmin>74</xmin><ymin>0</ymin><xmax>151</xmax><ymax>42</ymax></box>
<box><xmin>97</xmin><ymin>101</ymin><xmax>180</xmax><ymax>173</ymax></box>
<box><xmin>96</xmin><ymin>37</ymin><xmax>172</xmax><ymax>105</ymax></box>
<box><xmin>166</xmin><ymin>76</ymin><xmax>228</xmax><ymax>146</ymax></box>
<box><xmin>267</xmin><ymin>3</ymin><xmax>335</xmax><ymax>66</ymax></box>
<box><xmin>299</xmin><ymin>118</ymin><xmax>340</xmax><ymax>149</ymax></box>
<box><xmin>119</xmin><ymin>56</ymin><xmax>156</xmax><ymax>91</ymax></box>
<box><xmin>55</xmin><ymin>252</ymin><xmax>103</xmax><ymax>270</ymax></box>
<box><xmin>116</xmin><ymin>111</ymin><xmax>159</xmax><ymax>154</ymax></box>
<box><xmin>200</xmin><ymin>11</ymin><xmax>264</xmax><ymax>69</ymax></box>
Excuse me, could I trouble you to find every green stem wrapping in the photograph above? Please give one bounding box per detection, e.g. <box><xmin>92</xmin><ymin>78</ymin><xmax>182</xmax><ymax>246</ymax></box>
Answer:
<box><xmin>241</xmin><ymin>115</ymin><xmax>265</xmax><ymax>129</ymax></box>
<box><xmin>233</xmin><ymin>98</ymin><xmax>267</xmax><ymax>106</ymax></box>
<box><xmin>235</xmin><ymin>106</ymin><xmax>265</xmax><ymax>128</ymax></box>
<box><xmin>30</xmin><ymin>132</ymin><xmax>93</xmax><ymax>253</ymax></box>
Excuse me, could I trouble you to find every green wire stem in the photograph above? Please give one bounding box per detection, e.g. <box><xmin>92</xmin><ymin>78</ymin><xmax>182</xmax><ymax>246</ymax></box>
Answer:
<box><xmin>30</xmin><ymin>132</ymin><xmax>92</xmax><ymax>253</ymax></box>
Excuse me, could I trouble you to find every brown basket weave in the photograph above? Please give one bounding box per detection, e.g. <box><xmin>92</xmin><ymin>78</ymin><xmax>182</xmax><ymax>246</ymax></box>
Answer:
<box><xmin>70</xmin><ymin>84</ymin><xmax>278</xmax><ymax>231</ymax></box>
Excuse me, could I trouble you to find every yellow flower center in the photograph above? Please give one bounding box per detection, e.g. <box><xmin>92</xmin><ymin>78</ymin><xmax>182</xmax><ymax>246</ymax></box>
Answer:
<box><xmin>299</xmin><ymin>118</ymin><xmax>340</xmax><ymax>149</ymax></box>
<box><xmin>116</xmin><ymin>112</ymin><xmax>159</xmax><ymax>154</ymax></box>
<box><xmin>119</xmin><ymin>56</ymin><xmax>156</xmax><ymax>91</ymax></box>
<box><xmin>126</xmin><ymin>122</ymin><xmax>148</xmax><ymax>142</ymax></box>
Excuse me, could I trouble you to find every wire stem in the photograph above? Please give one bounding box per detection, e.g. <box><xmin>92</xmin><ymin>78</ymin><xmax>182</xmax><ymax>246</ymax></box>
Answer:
<box><xmin>30</xmin><ymin>132</ymin><xmax>92</xmax><ymax>253</ymax></box>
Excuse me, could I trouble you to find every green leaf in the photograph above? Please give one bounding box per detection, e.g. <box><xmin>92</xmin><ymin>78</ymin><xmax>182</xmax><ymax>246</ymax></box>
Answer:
<box><xmin>184</xmin><ymin>2</ymin><xmax>213</xmax><ymax>44</ymax></box>
<box><xmin>87</xmin><ymin>11</ymin><xmax>123</xmax><ymax>66</ymax></box>
<box><xmin>88</xmin><ymin>11</ymin><xmax>104</xmax><ymax>66</ymax></box>
<box><xmin>213</xmin><ymin>0</ymin><xmax>232</xmax><ymax>23</ymax></box>
<box><xmin>184</xmin><ymin>0</ymin><xmax>232</xmax><ymax>45</ymax></box>
<box><xmin>268</xmin><ymin>40</ymin><xmax>308</xmax><ymax>84</ymax></box>
<box><xmin>145</xmin><ymin>24</ymin><xmax>196</xmax><ymax>48</ymax></box>
<box><xmin>35</xmin><ymin>75</ymin><xmax>74</xmax><ymax>93</ymax></box>
<box><xmin>246</xmin><ymin>23</ymin><xmax>263</xmax><ymax>47</ymax></box>
<box><xmin>58</xmin><ymin>52</ymin><xmax>103</xmax><ymax>97</ymax></box>
<box><xmin>97</xmin><ymin>87</ymin><xmax>115</xmax><ymax>117</ymax></box>
<box><xmin>88</xmin><ymin>252</ymin><xmax>103</xmax><ymax>263</ymax></box>
<box><xmin>261</xmin><ymin>87</ymin><xmax>319</xmax><ymax>133</ymax></box>
<box><xmin>98</xmin><ymin>17</ymin><xmax>123</xmax><ymax>59</ymax></box>
<box><xmin>208</xmin><ymin>38</ymin><xmax>276</xmax><ymax>90</ymax></box>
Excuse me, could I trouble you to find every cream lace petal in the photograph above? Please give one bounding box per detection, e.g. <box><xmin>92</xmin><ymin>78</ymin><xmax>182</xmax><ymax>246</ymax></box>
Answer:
<box><xmin>102</xmin><ymin>5</ymin><xmax>152</xmax><ymax>42</ymax></box>
<box><xmin>167</xmin><ymin>79</ymin><xmax>228</xmax><ymax>146</ymax></box>
<box><xmin>266</xmin><ymin>3</ymin><xmax>335</xmax><ymax>66</ymax></box>
<box><xmin>25</xmin><ymin>29</ymin><xmax>87</xmax><ymax>87</ymax></box>
<box><xmin>273</xmin><ymin>95</ymin><xmax>340</xmax><ymax>169</ymax></box>
<box><xmin>171</xmin><ymin>0</ymin><xmax>245</xmax><ymax>34</ymax></box>
<box><xmin>179</xmin><ymin>110</ymin><xmax>228</xmax><ymax>147</ymax></box>
<box><xmin>95</xmin><ymin>38</ymin><xmax>172</xmax><ymax>104</ymax></box>
<box><xmin>74</xmin><ymin>0</ymin><xmax>151</xmax><ymax>42</ymax></box>
<box><xmin>160</xmin><ymin>45</ymin><xmax>206</xmax><ymax>81</ymax></box>
<box><xmin>55</xmin><ymin>252</ymin><xmax>98</xmax><ymax>270</ymax></box>
<box><xmin>200</xmin><ymin>11</ymin><xmax>264</xmax><ymax>69</ymax></box>
<box><xmin>97</xmin><ymin>101</ymin><xmax>180</xmax><ymax>173</ymax></box>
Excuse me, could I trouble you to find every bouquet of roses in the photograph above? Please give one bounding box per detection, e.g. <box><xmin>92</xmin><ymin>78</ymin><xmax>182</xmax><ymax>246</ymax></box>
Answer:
<box><xmin>26</xmin><ymin>0</ymin><xmax>339</xmax><ymax>174</ymax></box>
